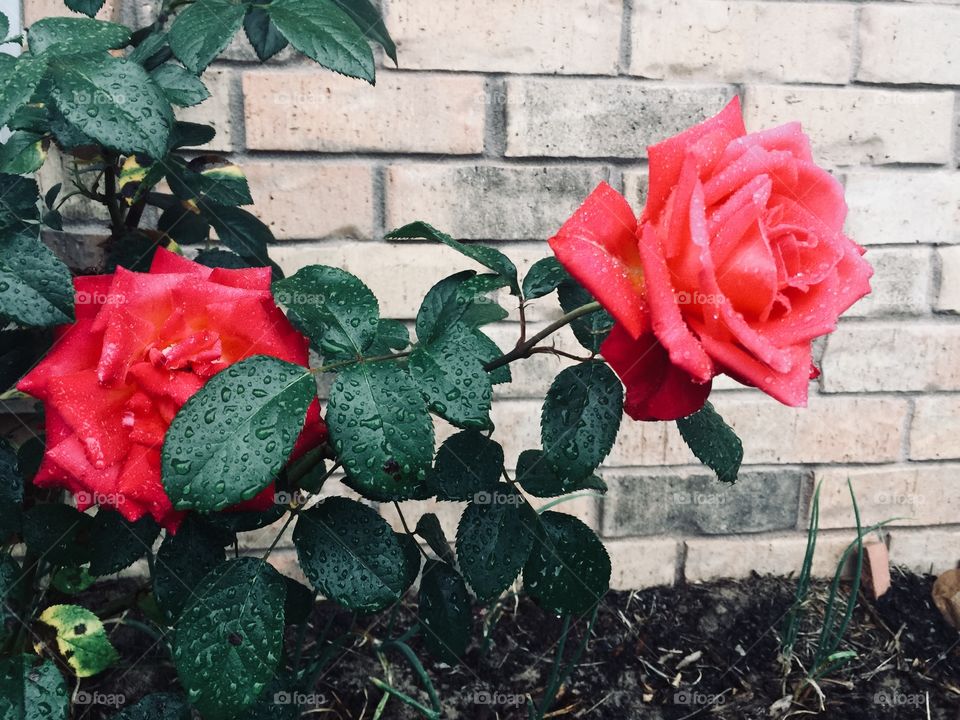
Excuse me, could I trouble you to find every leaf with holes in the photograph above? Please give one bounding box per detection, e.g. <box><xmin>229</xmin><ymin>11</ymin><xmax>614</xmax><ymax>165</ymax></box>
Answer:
<box><xmin>38</xmin><ymin>605</ymin><xmax>118</xmax><ymax>677</ymax></box>
<box><xmin>409</xmin><ymin>325</ymin><xmax>493</xmax><ymax>430</ymax></box>
<box><xmin>168</xmin><ymin>0</ymin><xmax>246</xmax><ymax>73</ymax></box>
<box><xmin>49</xmin><ymin>55</ymin><xmax>173</xmax><ymax>159</ymax></box>
<box><xmin>676</xmin><ymin>401</ymin><xmax>742</xmax><ymax>484</ymax></box>
<box><xmin>456</xmin><ymin>483</ymin><xmax>537</xmax><ymax>601</ymax></box>
<box><xmin>172</xmin><ymin>558</ymin><xmax>286</xmax><ymax>720</ymax></box>
<box><xmin>541</xmin><ymin>361</ymin><xmax>622</xmax><ymax>482</ymax></box>
<box><xmin>274</xmin><ymin>265</ymin><xmax>379</xmax><ymax>361</ymax></box>
<box><xmin>523</xmin><ymin>256</ymin><xmax>570</xmax><ymax>299</ymax></box>
<box><xmin>418</xmin><ymin>560</ymin><xmax>470</xmax><ymax>663</ymax></box>
<box><xmin>162</xmin><ymin>355</ymin><xmax>315</xmax><ymax>512</ymax></box>
<box><xmin>388</xmin><ymin>221</ymin><xmax>519</xmax><ymax>295</ymax></box>
<box><xmin>327</xmin><ymin>361</ymin><xmax>434</xmax><ymax>500</ymax></box>
<box><xmin>515</xmin><ymin>449</ymin><xmax>607</xmax><ymax>498</ymax></box>
<box><xmin>557</xmin><ymin>279</ymin><xmax>613</xmax><ymax>353</ymax></box>
<box><xmin>427</xmin><ymin>430</ymin><xmax>503</xmax><ymax>502</ymax></box>
<box><xmin>88</xmin><ymin>510</ymin><xmax>160</xmax><ymax>576</ymax></box>
<box><xmin>523</xmin><ymin>512</ymin><xmax>610</xmax><ymax>615</ymax></box>
<box><xmin>267</xmin><ymin>0</ymin><xmax>374</xmax><ymax>82</ymax></box>
<box><xmin>294</xmin><ymin>497</ymin><xmax>409</xmax><ymax>612</ymax></box>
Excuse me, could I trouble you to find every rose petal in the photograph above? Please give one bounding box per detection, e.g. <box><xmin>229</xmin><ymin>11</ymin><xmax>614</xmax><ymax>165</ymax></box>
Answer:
<box><xmin>150</xmin><ymin>246</ymin><xmax>212</xmax><ymax>277</ymax></box>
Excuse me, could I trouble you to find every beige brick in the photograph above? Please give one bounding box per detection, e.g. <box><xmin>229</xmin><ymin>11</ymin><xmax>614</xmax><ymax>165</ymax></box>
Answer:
<box><xmin>494</xmin><ymin>395</ymin><xmax>907</xmax><ymax>467</ymax></box>
<box><xmin>606</xmin><ymin>538</ymin><xmax>678</xmax><ymax>589</ymax></box>
<box><xmin>816</xmin><ymin>464</ymin><xmax>960</xmax><ymax>530</ymax></box>
<box><xmin>243</xmin><ymin>71</ymin><xmax>485</xmax><ymax>155</ymax></box>
<box><xmin>23</xmin><ymin>0</ymin><xmax>118</xmax><ymax>24</ymax></box>
<box><xmin>176</xmin><ymin>69</ymin><xmax>234</xmax><ymax>153</ymax></box>
<box><xmin>888</xmin><ymin>527</ymin><xmax>960</xmax><ymax>575</ymax></box>
<box><xmin>910</xmin><ymin>396</ymin><xmax>960</xmax><ymax>460</ymax></box>
<box><xmin>271</xmin><ymin>241</ymin><xmax>551</xmax><ymax>321</ymax></box>
<box><xmin>845</xmin><ymin>171</ymin><xmax>960</xmax><ymax>246</ymax></box>
<box><xmin>858</xmin><ymin>5</ymin><xmax>960</xmax><ymax>85</ymax></box>
<box><xmin>386</xmin><ymin>164</ymin><xmax>607</xmax><ymax>240</ymax></box>
<box><xmin>744</xmin><ymin>86</ymin><xmax>954</xmax><ymax>166</ymax></box>
<box><xmin>243</xmin><ymin>162</ymin><xmax>374</xmax><ymax>240</ymax></box>
<box><xmin>684</xmin><ymin>532</ymin><xmax>853</xmax><ymax>582</ymax></box>
<box><xmin>505</xmin><ymin>79</ymin><xmax>732</xmax><ymax>158</ymax></box>
<box><xmin>381</xmin><ymin>0</ymin><xmax>622</xmax><ymax>74</ymax></box>
<box><xmin>631</xmin><ymin>0</ymin><xmax>854</xmax><ymax>83</ymax></box>
<box><xmin>937</xmin><ymin>247</ymin><xmax>960</xmax><ymax>313</ymax></box>
<box><xmin>821</xmin><ymin>322</ymin><xmax>960</xmax><ymax>392</ymax></box>
<box><xmin>845</xmin><ymin>247</ymin><xmax>931</xmax><ymax>317</ymax></box>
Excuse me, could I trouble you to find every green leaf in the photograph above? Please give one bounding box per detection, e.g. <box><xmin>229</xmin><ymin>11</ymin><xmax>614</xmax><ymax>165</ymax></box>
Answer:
<box><xmin>0</xmin><ymin>556</ymin><xmax>27</xmax><ymax>643</ymax></box>
<box><xmin>88</xmin><ymin>510</ymin><xmax>161</xmax><ymax>576</ymax></box>
<box><xmin>243</xmin><ymin>7</ymin><xmax>288</xmax><ymax>61</ymax></box>
<box><xmin>415</xmin><ymin>271</ymin><xmax>507</xmax><ymax>346</ymax></box>
<box><xmin>150</xmin><ymin>62</ymin><xmax>210</xmax><ymax>107</ymax></box>
<box><xmin>409</xmin><ymin>325</ymin><xmax>493</xmax><ymax>430</ymax></box>
<box><xmin>49</xmin><ymin>55</ymin><xmax>173</xmax><ymax>159</ymax></box>
<box><xmin>418</xmin><ymin>560</ymin><xmax>470</xmax><ymax>663</ymax></box>
<box><xmin>464</xmin><ymin>327</ymin><xmax>511</xmax><ymax>385</ymax></box>
<box><xmin>515</xmin><ymin>449</ymin><xmax>607</xmax><ymax>498</ymax></box>
<box><xmin>153</xmin><ymin>517</ymin><xmax>228</xmax><ymax>621</ymax></box>
<box><xmin>456</xmin><ymin>483</ymin><xmax>537</xmax><ymax>601</ymax></box>
<box><xmin>414</xmin><ymin>513</ymin><xmax>455</xmax><ymax>565</ymax></box>
<box><xmin>109</xmin><ymin>693</ymin><xmax>191</xmax><ymax>720</ymax></box>
<box><xmin>167</xmin><ymin>156</ymin><xmax>252</xmax><ymax>206</ymax></box>
<box><xmin>274</xmin><ymin>265</ymin><xmax>379</xmax><ymax>360</ymax></box>
<box><xmin>201</xmin><ymin>204</ymin><xmax>272</xmax><ymax>265</ymax></box>
<box><xmin>366</xmin><ymin>318</ymin><xmax>409</xmax><ymax>356</ymax></box>
<box><xmin>157</xmin><ymin>204</ymin><xmax>210</xmax><ymax>245</ymax></box>
<box><xmin>294</xmin><ymin>497</ymin><xmax>410</xmax><ymax>612</ymax></box>
<box><xmin>676</xmin><ymin>401</ymin><xmax>743</xmax><ymax>484</ymax></box>
<box><xmin>28</xmin><ymin>18</ymin><xmax>129</xmax><ymax>55</ymax></box>
<box><xmin>0</xmin><ymin>55</ymin><xmax>47</xmax><ymax>128</ymax></box>
<box><xmin>0</xmin><ymin>439</ymin><xmax>23</xmax><ymax>542</ymax></box>
<box><xmin>50</xmin><ymin>565</ymin><xmax>96</xmax><ymax>594</ymax></box>
<box><xmin>169</xmin><ymin>120</ymin><xmax>216</xmax><ymax>149</ymax></box>
<box><xmin>0</xmin><ymin>12</ymin><xmax>8</xmax><ymax>40</ymax></box>
<box><xmin>388</xmin><ymin>221</ymin><xmax>520</xmax><ymax>295</ymax></box>
<box><xmin>523</xmin><ymin>257</ymin><xmax>569</xmax><ymax>300</ymax></box>
<box><xmin>330</xmin><ymin>0</ymin><xmax>396</xmax><ymax>63</ymax></box>
<box><xmin>282</xmin><ymin>577</ymin><xmax>314</xmax><ymax>625</ymax></box>
<box><xmin>328</xmin><ymin>360</ymin><xmax>434</xmax><ymax>500</ymax></box>
<box><xmin>541</xmin><ymin>361</ymin><xmax>622</xmax><ymax>483</ymax></box>
<box><xmin>38</xmin><ymin>605</ymin><xmax>119</xmax><ymax>677</ymax></box>
<box><xmin>427</xmin><ymin>430</ymin><xmax>503</xmax><ymax>502</ymax></box>
<box><xmin>173</xmin><ymin>558</ymin><xmax>286</xmax><ymax>720</ymax></box>
<box><xmin>523</xmin><ymin>512</ymin><xmax>610</xmax><ymax>615</ymax></box>
<box><xmin>22</xmin><ymin>504</ymin><xmax>93</xmax><ymax>567</ymax></box>
<box><xmin>194</xmin><ymin>247</ymin><xmax>250</xmax><ymax>270</ymax></box>
<box><xmin>0</xmin><ymin>167</ymin><xmax>39</xmax><ymax>232</ymax></box>
<box><xmin>168</xmin><ymin>0</ymin><xmax>246</xmax><ymax>74</ymax></box>
<box><xmin>0</xmin><ymin>131</ymin><xmax>47</xmax><ymax>174</ymax></box>
<box><xmin>0</xmin><ymin>655</ymin><xmax>69</xmax><ymax>720</ymax></box>
<box><xmin>162</xmin><ymin>355</ymin><xmax>316</xmax><ymax>512</ymax></box>
<box><xmin>266</xmin><ymin>0</ymin><xmax>375</xmax><ymax>82</ymax></box>
<box><xmin>0</xmin><ymin>228</ymin><xmax>75</xmax><ymax>327</ymax></box>
<box><xmin>557</xmin><ymin>279</ymin><xmax>613</xmax><ymax>353</ymax></box>
<box><xmin>65</xmin><ymin>0</ymin><xmax>108</xmax><ymax>18</ymax></box>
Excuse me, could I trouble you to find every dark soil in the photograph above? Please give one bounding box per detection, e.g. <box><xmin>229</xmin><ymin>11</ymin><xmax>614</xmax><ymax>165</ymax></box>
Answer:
<box><xmin>72</xmin><ymin>568</ymin><xmax>960</xmax><ymax>719</ymax></box>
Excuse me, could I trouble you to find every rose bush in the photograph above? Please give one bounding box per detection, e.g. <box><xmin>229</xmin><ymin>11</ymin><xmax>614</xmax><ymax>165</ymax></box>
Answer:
<box><xmin>17</xmin><ymin>249</ymin><xmax>325</xmax><ymax>530</ymax></box>
<box><xmin>549</xmin><ymin>98</ymin><xmax>873</xmax><ymax>421</ymax></box>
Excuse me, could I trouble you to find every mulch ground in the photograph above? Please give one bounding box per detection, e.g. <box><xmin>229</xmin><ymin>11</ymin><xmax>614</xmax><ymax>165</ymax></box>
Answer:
<box><xmin>73</xmin><ymin>567</ymin><xmax>960</xmax><ymax>719</ymax></box>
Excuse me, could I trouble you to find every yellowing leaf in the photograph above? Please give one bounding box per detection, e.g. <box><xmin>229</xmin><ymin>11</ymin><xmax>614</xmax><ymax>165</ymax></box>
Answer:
<box><xmin>37</xmin><ymin>604</ymin><xmax>118</xmax><ymax>677</ymax></box>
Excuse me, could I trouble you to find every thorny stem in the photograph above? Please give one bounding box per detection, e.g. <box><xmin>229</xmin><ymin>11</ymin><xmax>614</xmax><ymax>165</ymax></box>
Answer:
<box><xmin>484</xmin><ymin>301</ymin><xmax>603</xmax><ymax>372</ymax></box>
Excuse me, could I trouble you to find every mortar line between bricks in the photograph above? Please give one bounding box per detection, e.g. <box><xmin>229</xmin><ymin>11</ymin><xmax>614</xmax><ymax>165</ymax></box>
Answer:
<box><xmin>483</xmin><ymin>74</ymin><xmax>507</xmax><ymax>158</ymax></box>
<box><xmin>618</xmin><ymin>0</ymin><xmax>633</xmax><ymax>77</ymax></box>
<box><xmin>850</xmin><ymin>4</ymin><xmax>863</xmax><ymax>84</ymax></box>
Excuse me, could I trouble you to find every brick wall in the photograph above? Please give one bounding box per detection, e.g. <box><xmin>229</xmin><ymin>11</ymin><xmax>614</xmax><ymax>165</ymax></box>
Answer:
<box><xmin>29</xmin><ymin>0</ymin><xmax>960</xmax><ymax>586</ymax></box>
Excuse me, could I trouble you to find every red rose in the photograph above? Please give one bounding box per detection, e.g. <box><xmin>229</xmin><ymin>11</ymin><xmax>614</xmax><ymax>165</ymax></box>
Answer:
<box><xmin>549</xmin><ymin>98</ymin><xmax>872</xmax><ymax>421</ymax></box>
<box><xmin>18</xmin><ymin>249</ymin><xmax>325</xmax><ymax>531</ymax></box>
